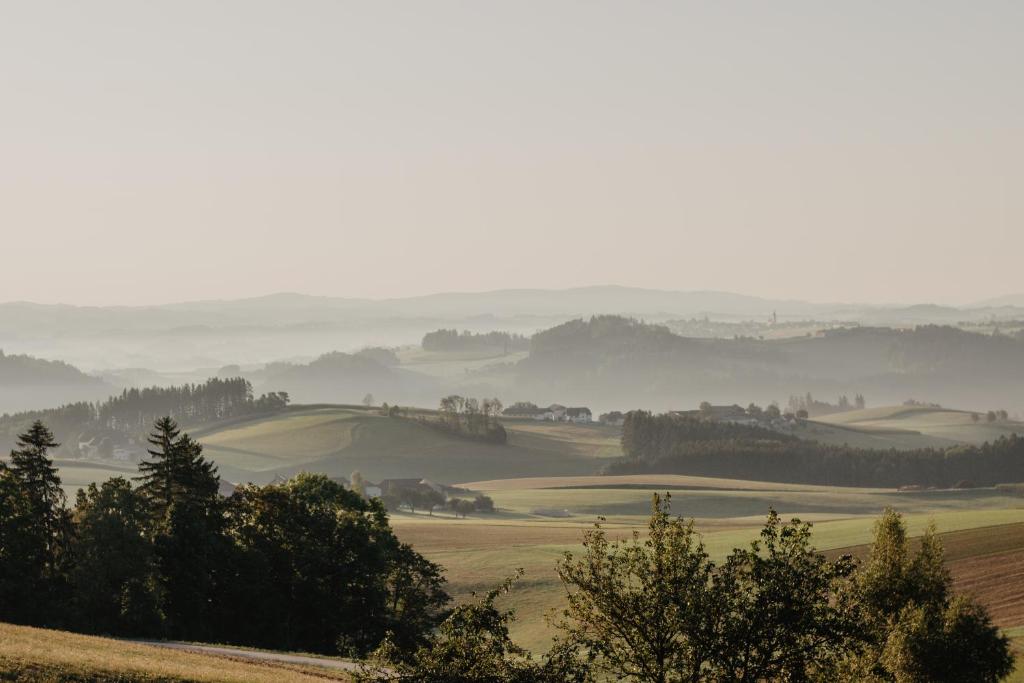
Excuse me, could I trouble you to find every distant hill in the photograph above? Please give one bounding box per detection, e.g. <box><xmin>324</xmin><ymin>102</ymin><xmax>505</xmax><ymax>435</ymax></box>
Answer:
<box><xmin>513</xmin><ymin>317</ymin><xmax>1024</xmax><ymax>413</ymax></box>
<box><xmin>972</xmin><ymin>293</ymin><xmax>1024</xmax><ymax>308</ymax></box>
<box><xmin>807</xmin><ymin>405</ymin><xmax>1024</xmax><ymax>449</ymax></box>
<box><xmin>0</xmin><ymin>350</ymin><xmax>109</xmax><ymax>414</ymax></box>
<box><xmin>4</xmin><ymin>287</ymin><xmax>1024</xmax><ymax>373</ymax></box>
<box><xmin>192</xmin><ymin>406</ymin><xmax>623</xmax><ymax>485</ymax></box>
<box><xmin>258</xmin><ymin>351</ymin><xmax>439</xmax><ymax>406</ymax></box>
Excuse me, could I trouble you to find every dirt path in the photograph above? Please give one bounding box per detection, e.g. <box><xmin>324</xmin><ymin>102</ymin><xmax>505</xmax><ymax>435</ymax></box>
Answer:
<box><xmin>134</xmin><ymin>640</ymin><xmax>361</xmax><ymax>672</ymax></box>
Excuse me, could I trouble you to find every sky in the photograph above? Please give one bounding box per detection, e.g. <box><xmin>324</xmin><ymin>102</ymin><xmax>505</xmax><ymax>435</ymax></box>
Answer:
<box><xmin>1</xmin><ymin>1</ymin><xmax>1021</xmax><ymax>307</ymax></box>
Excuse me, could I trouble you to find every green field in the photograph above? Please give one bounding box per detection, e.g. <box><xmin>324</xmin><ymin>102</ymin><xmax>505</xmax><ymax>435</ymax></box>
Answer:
<box><xmin>392</xmin><ymin>475</ymin><xmax>1024</xmax><ymax>655</ymax></box>
<box><xmin>191</xmin><ymin>406</ymin><xmax>622</xmax><ymax>485</ymax></box>
<box><xmin>52</xmin><ymin>460</ymin><xmax>137</xmax><ymax>501</ymax></box>
<box><xmin>807</xmin><ymin>405</ymin><xmax>1024</xmax><ymax>449</ymax></box>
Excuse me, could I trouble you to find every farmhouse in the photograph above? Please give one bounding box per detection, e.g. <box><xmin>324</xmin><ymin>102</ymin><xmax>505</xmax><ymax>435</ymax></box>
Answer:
<box><xmin>503</xmin><ymin>403</ymin><xmax>548</xmax><ymax>419</ymax></box>
<box><xmin>545</xmin><ymin>404</ymin><xmax>567</xmax><ymax>421</ymax></box>
<box><xmin>565</xmin><ymin>407</ymin><xmax>593</xmax><ymax>424</ymax></box>
<box><xmin>503</xmin><ymin>401</ymin><xmax>593</xmax><ymax>423</ymax></box>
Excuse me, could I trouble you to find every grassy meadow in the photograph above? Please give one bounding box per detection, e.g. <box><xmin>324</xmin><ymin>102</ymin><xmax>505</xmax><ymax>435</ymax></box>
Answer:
<box><xmin>192</xmin><ymin>406</ymin><xmax>622</xmax><ymax>485</ymax></box>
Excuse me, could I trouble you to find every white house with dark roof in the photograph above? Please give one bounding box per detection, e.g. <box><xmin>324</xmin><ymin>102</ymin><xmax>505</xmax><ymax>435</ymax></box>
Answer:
<box><xmin>565</xmin><ymin>407</ymin><xmax>593</xmax><ymax>423</ymax></box>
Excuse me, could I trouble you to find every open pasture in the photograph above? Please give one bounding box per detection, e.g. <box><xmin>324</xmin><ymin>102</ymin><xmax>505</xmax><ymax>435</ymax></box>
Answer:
<box><xmin>191</xmin><ymin>406</ymin><xmax>619</xmax><ymax>485</ymax></box>
<box><xmin>810</xmin><ymin>405</ymin><xmax>1024</xmax><ymax>448</ymax></box>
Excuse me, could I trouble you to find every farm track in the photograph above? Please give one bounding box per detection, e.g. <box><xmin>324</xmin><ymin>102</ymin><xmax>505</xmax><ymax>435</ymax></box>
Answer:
<box><xmin>135</xmin><ymin>640</ymin><xmax>361</xmax><ymax>673</ymax></box>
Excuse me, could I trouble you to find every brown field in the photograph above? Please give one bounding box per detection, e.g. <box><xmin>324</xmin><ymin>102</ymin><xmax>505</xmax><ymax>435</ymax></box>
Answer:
<box><xmin>0</xmin><ymin>623</ymin><xmax>352</xmax><ymax>682</ymax></box>
<box><xmin>826</xmin><ymin>523</ymin><xmax>1024</xmax><ymax>629</ymax></box>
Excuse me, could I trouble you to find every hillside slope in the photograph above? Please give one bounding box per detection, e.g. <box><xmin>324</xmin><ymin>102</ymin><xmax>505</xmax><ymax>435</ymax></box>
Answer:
<box><xmin>0</xmin><ymin>623</ymin><xmax>351</xmax><ymax>682</ymax></box>
<box><xmin>513</xmin><ymin>317</ymin><xmax>1024</xmax><ymax>413</ymax></box>
<box><xmin>196</xmin><ymin>407</ymin><xmax>622</xmax><ymax>484</ymax></box>
<box><xmin>0</xmin><ymin>350</ymin><xmax>110</xmax><ymax>414</ymax></box>
<box><xmin>811</xmin><ymin>405</ymin><xmax>1024</xmax><ymax>447</ymax></box>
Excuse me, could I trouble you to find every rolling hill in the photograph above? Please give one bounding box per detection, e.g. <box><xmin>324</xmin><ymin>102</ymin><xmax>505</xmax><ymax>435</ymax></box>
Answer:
<box><xmin>0</xmin><ymin>350</ymin><xmax>110</xmax><ymax>414</ymax></box>
<box><xmin>391</xmin><ymin>473</ymin><xmax>1024</xmax><ymax>658</ymax></box>
<box><xmin>191</xmin><ymin>406</ymin><xmax>623</xmax><ymax>485</ymax></box>
<box><xmin>809</xmin><ymin>405</ymin><xmax>1024</xmax><ymax>448</ymax></box>
<box><xmin>512</xmin><ymin>317</ymin><xmax>1024</xmax><ymax>413</ymax></box>
<box><xmin>0</xmin><ymin>622</ymin><xmax>352</xmax><ymax>682</ymax></box>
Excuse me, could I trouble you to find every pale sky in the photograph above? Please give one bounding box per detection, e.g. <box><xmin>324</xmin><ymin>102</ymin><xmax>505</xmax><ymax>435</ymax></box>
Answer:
<box><xmin>1</xmin><ymin>1</ymin><xmax>1021</xmax><ymax>306</ymax></box>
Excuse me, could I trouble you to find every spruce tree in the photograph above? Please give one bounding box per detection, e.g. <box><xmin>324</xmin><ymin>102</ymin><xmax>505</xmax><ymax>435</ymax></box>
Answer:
<box><xmin>136</xmin><ymin>417</ymin><xmax>219</xmax><ymax>519</ymax></box>
<box><xmin>136</xmin><ymin>417</ymin><xmax>222</xmax><ymax>639</ymax></box>
<box><xmin>5</xmin><ymin>420</ymin><xmax>69</xmax><ymax>624</ymax></box>
<box><xmin>9</xmin><ymin>420</ymin><xmax>66</xmax><ymax>548</ymax></box>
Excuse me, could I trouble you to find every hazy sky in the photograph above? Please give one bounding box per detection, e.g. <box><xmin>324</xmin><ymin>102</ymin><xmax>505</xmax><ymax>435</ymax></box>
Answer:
<box><xmin>1</xmin><ymin>1</ymin><xmax>1021</xmax><ymax>306</ymax></box>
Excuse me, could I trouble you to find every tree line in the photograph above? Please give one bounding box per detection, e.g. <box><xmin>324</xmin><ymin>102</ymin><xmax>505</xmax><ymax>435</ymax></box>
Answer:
<box><xmin>614</xmin><ymin>411</ymin><xmax>1024</xmax><ymax>488</ymax></box>
<box><xmin>0</xmin><ymin>419</ymin><xmax>447</xmax><ymax>656</ymax></box>
<box><xmin>357</xmin><ymin>496</ymin><xmax>1013</xmax><ymax>682</ymax></box>
<box><xmin>0</xmin><ymin>378</ymin><xmax>290</xmax><ymax>455</ymax></box>
<box><xmin>422</xmin><ymin>329</ymin><xmax>530</xmax><ymax>353</ymax></box>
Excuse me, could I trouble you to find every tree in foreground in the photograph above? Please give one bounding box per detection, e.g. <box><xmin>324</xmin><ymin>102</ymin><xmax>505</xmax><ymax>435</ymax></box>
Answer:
<box><xmin>136</xmin><ymin>417</ymin><xmax>225</xmax><ymax>639</ymax></box>
<box><xmin>1</xmin><ymin>420</ymin><xmax>68</xmax><ymax>624</ymax></box>
<box><xmin>708</xmin><ymin>511</ymin><xmax>858</xmax><ymax>681</ymax></box>
<box><xmin>68</xmin><ymin>477</ymin><xmax>163</xmax><ymax>635</ymax></box>
<box><xmin>356</xmin><ymin>572</ymin><xmax>590</xmax><ymax>683</ymax></box>
<box><xmin>554</xmin><ymin>494</ymin><xmax>716</xmax><ymax>682</ymax></box>
<box><xmin>225</xmin><ymin>473</ymin><xmax>449</xmax><ymax>656</ymax></box>
<box><xmin>554</xmin><ymin>495</ymin><xmax>858</xmax><ymax>682</ymax></box>
<box><xmin>841</xmin><ymin>509</ymin><xmax>1013</xmax><ymax>682</ymax></box>
<box><xmin>8</xmin><ymin>420</ymin><xmax>66</xmax><ymax>550</ymax></box>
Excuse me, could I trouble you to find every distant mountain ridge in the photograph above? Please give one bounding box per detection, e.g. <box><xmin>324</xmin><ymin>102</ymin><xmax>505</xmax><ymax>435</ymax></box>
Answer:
<box><xmin>3</xmin><ymin>286</ymin><xmax>1023</xmax><ymax>377</ymax></box>
<box><xmin>7</xmin><ymin>286</ymin><xmax>1024</xmax><ymax>322</ymax></box>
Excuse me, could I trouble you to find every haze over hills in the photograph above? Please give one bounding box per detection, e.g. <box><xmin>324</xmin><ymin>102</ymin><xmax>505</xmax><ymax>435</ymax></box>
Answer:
<box><xmin>3</xmin><ymin>286</ymin><xmax>1024</xmax><ymax>374</ymax></box>
<box><xmin>0</xmin><ymin>350</ymin><xmax>112</xmax><ymax>414</ymax></box>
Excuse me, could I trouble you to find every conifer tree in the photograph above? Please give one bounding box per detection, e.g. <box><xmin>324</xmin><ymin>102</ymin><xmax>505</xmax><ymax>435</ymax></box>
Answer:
<box><xmin>136</xmin><ymin>417</ymin><xmax>222</xmax><ymax>639</ymax></box>
<box><xmin>9</xmin><ymin>420</ymin><xmax>66</xmax><ymax>550</ymax></box>
<box><xmin>136</xmin><ymin>417</ymin><xmax>219</xmax><ymax>519</ymax></box>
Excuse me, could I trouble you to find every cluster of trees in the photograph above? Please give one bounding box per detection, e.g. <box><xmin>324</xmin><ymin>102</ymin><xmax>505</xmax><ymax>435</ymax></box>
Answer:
<box><xmin>0</xmin><ymin>378</ymin><xmax>289</xmax><ymax>455</ymax></box>
<box><xmin>381</xmin><ymin>485</ymin><xmax>495</xmax><ymax>518</ymax></box>
<box><xmin>0</xmin><ymin>419</ymin><xmax>448</xmax><ymax>656</ymax></box>
<box><xmin>974</xmin><ymin>409</ymin><xmax>1011</xmax><ymax>423</ymax></box>
<box><xmin>788</xmin><ymin>392</ymin><xmax>866</xmax><ymax>416</ymax></box>
<box><xmin>615</xmin><ymin>411</ymin><xmax>1024</xmax><ymax>488</ymax></box>
<box><xmin>623</xmin><ymin>411</ymin><xmax>796</xmax><ymax>460</ymax></box>
<box><xmin>358</xmin><ymin>497</ymin><xmax>1012</xmax><ymax>682</ymax></box>
<box><xmin>423</xmin><ymin>395</ymin><xmax>507</xmax><ymax>444</ymax></box>
<box><xmin>421</xmin><ymin>329</ymin><xmax>530</xmax><ymax>353</ymax></box>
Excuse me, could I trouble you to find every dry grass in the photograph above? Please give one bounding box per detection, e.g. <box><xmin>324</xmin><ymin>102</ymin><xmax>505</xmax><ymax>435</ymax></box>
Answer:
<box><xmin>0</xmin><ymin>624</ymin><xmax>351</xmax><ymax>682</ymax></box>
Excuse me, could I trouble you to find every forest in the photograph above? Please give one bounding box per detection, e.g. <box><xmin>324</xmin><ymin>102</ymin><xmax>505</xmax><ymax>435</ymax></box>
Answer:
<box><xmin>421</xmin><ymin>329</ymin><xmax>530</xmax><ymax>353</ymax></box>
<box><xmin>0</xmin><ymin>378</ymin><xmax>289</xmax><ymax>455</ymax></box>
<box><xmin>614</xmin><ymin>411</ymin><xmax>1024</xmax><ymax>488</ymax></box>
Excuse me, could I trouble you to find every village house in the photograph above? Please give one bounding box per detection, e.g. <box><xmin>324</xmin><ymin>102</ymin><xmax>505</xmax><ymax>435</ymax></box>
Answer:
<box><xmin>565</xmin><ymin>407</ymin><xmax>593</xmax><ymax>424</ymax></box>
<box><xmin>503</xmin><ymin>401</ymin><xmax>593</xmax><ymax>423</ymax></box>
